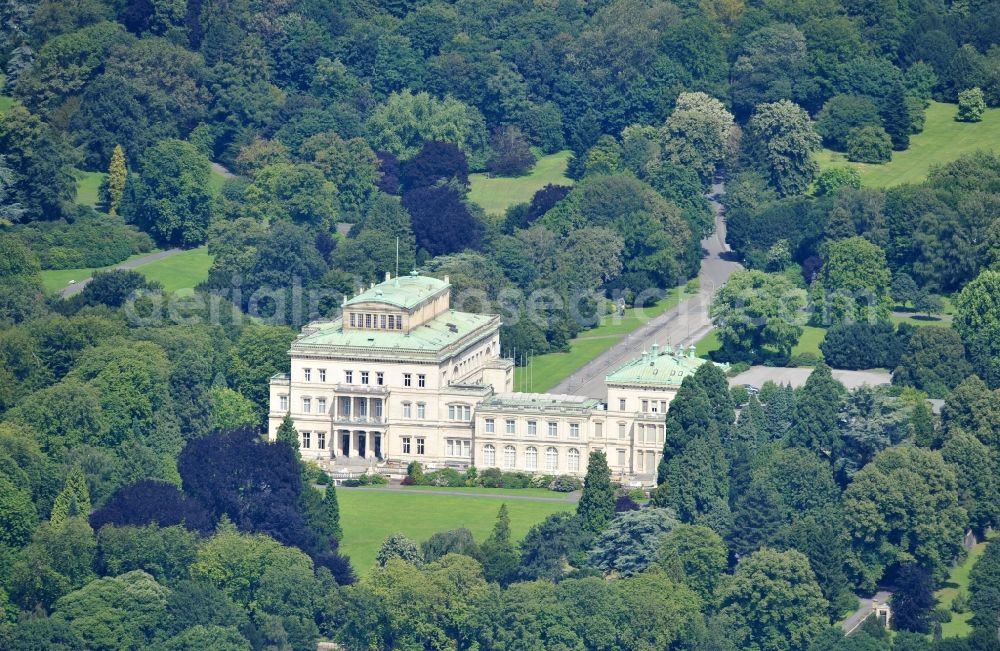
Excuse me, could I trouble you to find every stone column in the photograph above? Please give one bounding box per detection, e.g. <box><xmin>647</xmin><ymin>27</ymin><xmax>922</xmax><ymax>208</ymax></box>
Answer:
<box><xmin>347</xmin><ymin>430</ymin><xmax>354</xmax><ymax>457</ymax></box>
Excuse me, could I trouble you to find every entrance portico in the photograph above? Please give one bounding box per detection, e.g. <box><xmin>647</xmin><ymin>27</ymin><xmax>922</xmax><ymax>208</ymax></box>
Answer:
<box><xmin>336</xmin><ymin>429</ymin><xmax>382</xmax><ymax>460</ymax></box>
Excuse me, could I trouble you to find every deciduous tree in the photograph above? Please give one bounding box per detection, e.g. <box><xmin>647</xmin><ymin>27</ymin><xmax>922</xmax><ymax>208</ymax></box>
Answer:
<box><xmin>746</xmin><ymin>100</ymin><xmax>821</xmax><ymax>196</ymax></box>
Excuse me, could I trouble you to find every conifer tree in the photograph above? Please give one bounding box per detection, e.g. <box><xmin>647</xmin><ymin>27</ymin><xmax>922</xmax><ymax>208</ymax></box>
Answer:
<box><xmin>578</xmin><ymin>451</ymin><xmax>615</xmax><ymax>533</ymax></box>
<box><xmin>728</xmin><ymin>481</ymin><xmax>786</xmax><ymax>558</ymax></box>
<box><xmin>104</xmin><ymin>144</ymin><xmax>127</xmax><ymax>216</ymax></box>
<box><xmin>276</xmin><ymin>414</ymin><xmax>300</xmax><ymax>457</ymax></box>
<box><xmin>477</xmin><ymin>503</ymin><xmax>519</xmax><ymax>584</ymax></box>
<box><xmin>789</xmin><ymin>364</ymin><xmax>845</xmax><ymax>451</ymax></box>
<box><xmin>880</xmin><ymin>83</ymin><xmax>911</xmax><ymax>150</ymax></box>
<box><xmin>324</xmin><ymin>484</ymin><xmax>343</xmax><ymax>541</ymax></box>
<box><xmin>49</xmin><ymin>466</ymin><xmax>92</xmax><ymax>526</ymax></box>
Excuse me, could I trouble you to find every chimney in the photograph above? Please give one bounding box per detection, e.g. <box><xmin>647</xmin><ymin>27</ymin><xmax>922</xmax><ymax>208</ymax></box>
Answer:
<box><xmin>444</xmin><ymin>275</ymin><xmax>450</xmax><ymax>285</ymax></box>
<box><xmin>688</xmin><ymin>344</ymin><xmax>696</xmax><ymax>358</ymax></box>
<box><xmin>651</xmin><ymin>343</ymin><xmax>659</xmax><ymax>357</ymax></box>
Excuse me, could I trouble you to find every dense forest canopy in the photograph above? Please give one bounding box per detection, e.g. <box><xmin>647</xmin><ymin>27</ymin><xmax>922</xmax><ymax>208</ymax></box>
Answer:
<box><xmin>1</xmin><ymin>0</ymin><xmax>1000</xmax><ymax>649</ymax></box>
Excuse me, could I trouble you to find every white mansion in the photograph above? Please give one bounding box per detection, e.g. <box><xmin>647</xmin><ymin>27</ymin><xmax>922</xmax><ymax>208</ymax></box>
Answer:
<box><xmin>268</xmin><ymin>272</ymin><xmax>709</xmax><ymax>483</ymax></box>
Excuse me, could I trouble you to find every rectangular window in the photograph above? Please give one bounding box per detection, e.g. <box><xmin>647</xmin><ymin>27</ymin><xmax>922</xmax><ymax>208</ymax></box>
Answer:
<box><xmin>361</xmin><ymin>371</ymin><xmax>369</xmax><ymax>385</ymax></box>
<box><xmin>318</xmin><ymin>369</ymin><xmax>326</xmax><ymax>382</ymax></box>
<box><xmin>570</xmin><ymin>423</ymin><xmax>580</xmax><ymax>439</ymax></box>
<box><xmin>350</xmin><ymin>313</ymin><xmax>356</xmax><ymax>327</ymax></box>
<box><xmin>641</xmin><ymin>399</ymin><xmax>648</xmax><ymax>412</ymax></box>
<box><xmin>345</xmin><ymin>370</ymin><xmax>353</xmax><ymax>384</ymax></box>
<box><xmin>380</xmin><ymin>314</ymin><xmax>387</xmax><ymax>329</ymax></box>
<box><xmin>619</xmin><ymin>398</ymin><xmax>626</xmax><ymax>411</ymax></box>
<box><xmin>594</xmin><ymin>421</ymin><xmax>603</xmax><ymax>438</ymax></box>
<box><xmin>658</xmin><ymin>426</ymin><xmax>665</xmax><ymax>443</ymax></box>
<box><xmin>418</xmin><ymin>374</ymin><xmax>426</xmax><ymax>387</ymax></box>
<box><xmin>547</xmin><ymin>422</ymin><xmax>557</xmax><ymax>437</ymax></box>
<box><xmin>340</xmin><ymin>397</ymin><xmax>351</xmax><ymax>416</ymax></box>
<box><xmin>279</xmin><ymin>395</ymin><xmax>288</xmax><ymax>412</ymax></box>
<box><xmin>302</xmin><ymin>397</ymin><xmax>311</xmax><ymax>413</ymax></box>
<box><xmin>617</xmin><ymin>449</ymin><xmax>626</xmax><ymax>466</ymax></box>
<box><xmin>317</xmin><ymin>398</ymin><xmax>326</xmax><ymax>414</ymax></box>
<box><xmin>527</xmin><ymin>421</ymin><xmax>537</xmax><ymax>436</ymax></box>
<box><xmin>417</xmin><ymin>403</ymin><xmax>426</xmax><ymax>419</ymax></box>
<box><xmin>485</xmin><ymin>418</ymin><xmax>495</xmax><ymax>433</ymax></box>
<box><xmin>618</xmin><ymin>422</ymin><xmax>626</xmax><ymax>439</ymax></box>
<box><xmin>365</xmin><ymin>314</ymin><xmax>372</xmax><ymax>328</ymax></box>
<box><xmin>416</xmin><ymin>438</ymin><xmax>425</xmax><ymax>455</ymax></box>
<box><xmin>462</xmin><ymin>440</ymin><xmax>470</xmax><ymax>457</ymax></box>
<box><xmin>302</xmin><ymin>431</ymin><xmax>311</xmax><ymax>449</ymax></box>
<box><xmin>447</xmin><ymin>439</ymin><xmax>455</xmax><ymax>456</ymax></box>
<box><xmin>318</xmin><ymin>432</ymin><xmax>326</xmax><ymax>450</ymax></box>
<box><xmin>403</xmin><ymin>373</ymin><xmax>412</xmax><ymax>387</ymax></box>
<box><xmin>403</xmin><ymin>402</ymin><xmax>412</xmax><ymax>418</ymax></box>
<box><xmin>303</xmin><ymin>368</ymin><xmax>311</xmax><ymax>382</ymax></box>
<box><xmin>402</xmin><ymin>437</ymin><xmax>411</xmax><ymax>454</ymax></box>
<box><xmin>506</xmin><ymin>419</ymin><xmax>516</xmax><ymax>435</ymax></box>
<box><xmin>637</xmin><ymin>450</ymin><xmax>644</xmax><ymax>470</ymax></box>
<box><xmin>376</xmin><ymin>372</ymin><xmax>384</xmax><ymax>386</ymax></box>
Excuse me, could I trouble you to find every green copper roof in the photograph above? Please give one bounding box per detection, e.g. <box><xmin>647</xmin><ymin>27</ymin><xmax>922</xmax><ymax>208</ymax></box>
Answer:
<box><xmin>481</xmin><ymin>392</ymin><xmax>602</xmax><ymax>410</ymax></box>
<box><xmin>606</xmin><ymin>345</ymin><xmax>708</xmax><ymax>386</ymax></box>
<box><xmin>293</xmin><ymin>309</ymin><xmax>494</xmax><ymax>353</ymax></box>
<box><xmin>345</xmin><ymin>273</ymin><xmax>448</xmax><ymax>310</ymax></box>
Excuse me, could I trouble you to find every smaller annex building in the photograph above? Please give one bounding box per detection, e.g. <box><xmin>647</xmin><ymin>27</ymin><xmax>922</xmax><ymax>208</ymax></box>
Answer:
<box><xmin>269</xmin><ymin>272</ymin><xmax>711</xmax><ymax>483</ymax></box>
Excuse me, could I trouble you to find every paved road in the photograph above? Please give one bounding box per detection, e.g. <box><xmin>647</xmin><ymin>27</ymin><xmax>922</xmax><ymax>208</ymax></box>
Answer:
<box><xmin>729</xmin><ymin>366</ymin><xmax>892</xmax><ymax>390</ymax></box>
<box><xmin>340</xmin><ymin>485</ymin><xmax>581</xmax><ymax>504</ymax></box>
<box><xmin>550</xmin><ymin>182</ymin><xmax>744</xmax><ymax>399</ymax></box>
<box><xmin>842</xmin><ymin>591</ymin><xmax>891</xmax><ymax>634</ymax></box>
<box><xmin>58</xmin><ymin>248</ymin><xmax>183</xmax><ymax>298</ymax></box>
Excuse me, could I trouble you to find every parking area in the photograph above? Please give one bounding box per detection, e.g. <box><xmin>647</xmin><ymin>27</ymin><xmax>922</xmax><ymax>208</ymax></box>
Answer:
<box><xmin>729</xmin><ymin>366</ymin><xmax>892</xmax><ymax>391</ymax></box>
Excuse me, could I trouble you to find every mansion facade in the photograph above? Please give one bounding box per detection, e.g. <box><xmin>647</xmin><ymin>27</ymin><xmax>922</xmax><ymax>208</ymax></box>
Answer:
<box><xmin>268</xmin><ymin>272</ymin><xmax>709</xmax><ymax>483</ymax></box>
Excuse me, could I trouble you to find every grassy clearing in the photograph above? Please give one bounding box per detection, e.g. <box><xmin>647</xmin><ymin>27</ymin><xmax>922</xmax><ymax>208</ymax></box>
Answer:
<box><xmin>394</xmin><ymin>485</ymin><xmax>573</xmax><ymax>499</ymax></box>
<box><xmin>74</xmin><ymin>170</ymin><xmax>106</xmax><ymax>208</ymax></box>
<box><xmin>514</xmin><ymin>288</ymin><xmax>687</xmax><ymax>392</ymax></box>
<box><xmin>0</xmin><ymin>75</ymin><xmax>14</xmax><ymax>114</ymax></box>
<box><xmin>40</xmin><ymin>251</ymin><xmax>162</xmax><ymax>293</ymax></box>
<box><xmin>469</xmin><ymin>150</ymin><xmax>573</xmax><ymax>216</ymax></box>
<box><xmin>792</xmin><ymin>326</ymin><xmax>827</xmax><ymax>357</ymax></box>
<box><xmin>138</xmin><ymin>246</ymin><xmax>213</xmax><ymax>292</ymax></box>
<box><xmin>209</xmin><ymin>164</ymin><xmax>232</xmax><ymax>194</ymax></box>
<box><xmin>935</xmin><ymin>536</ymin><xmax>991</xmax><ymax>638</ymax></box>
<box><xmin>39</xmin><ymin>247</ymin><xmax>212</xmax><ymax>294</ymax></box>
<box><xmin>815</xmin><ymin>101</ymin><xmax>1000</xmax><ymax>187</ymax></box>
<box><xmin>337</xmin><ymin>488</ymin><xmax>572</xmax><ymax>575</ymax></box>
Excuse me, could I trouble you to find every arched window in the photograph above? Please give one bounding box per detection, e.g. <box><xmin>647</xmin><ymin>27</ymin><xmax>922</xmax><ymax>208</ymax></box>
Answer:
<box><xmin>503</xmin><ymin>445</ymin><xmax>516</xmax><ymax>469</ymax></box>
<box><xmin>568</xmin><ymin>448</ymin><xmax>580</xmax><ymax>471</ymax></box>
<box><xmin>483</xmin><ymin>444</ymin><xmax>496</xmax><ymax>467</ymax></box>
<box><xmin>545</xmin><ymin>447</ymin><xmax>558</xmax><ymax>472</ymax></box>
<box><xmin>525</xmin><ymin>446</ymin><xmax>537</xmax><ymax>471</ymax></box>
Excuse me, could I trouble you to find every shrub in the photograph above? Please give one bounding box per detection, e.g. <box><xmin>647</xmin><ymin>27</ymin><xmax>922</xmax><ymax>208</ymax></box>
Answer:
<box><xmin>479</xmin><ymin>468</ymin><xmax>504</xmax><ymax>488</ymax></box>
<box><xmin>790</xmin><ymin>352</ymin><xmax>821</xmax><ymax>367</ymax></box>
<box><xmin>12</xmin><ymin>212</ymin><xmax>155</xmax><ymax>269</ymax></box>
<box><xmin>551</xmin><ymin>475</ymin><xmax>582</xmax><ymax>492</ymax></box>
<box><xmin>815</xmin><ymin>167</ymin><xmax>861</xmax><ymax>196</ymax></box>
<box><xmin>957</xmin><ymin>87</ymin><xmax>986</xmax><ymax>122</ymax></box>
<box><xmin>400</xmin><ymin>475</ymin><xmax>415</xmax><ymax>486</ymax></box>
<box><xmin>358</xmin><ymin>473</ymin><xmax>388</xmax><ymax>486</ymax></box>
<box><xmin>628</xmin><ymin>488</ymin><xmax>646</xmax><ymax>501</ymax></box>
<box><xmin>730</xmin><ymin>385</ymin><xmax>750</xmax><ymax>406</ymax></box>
<box><xmin>684</xmin><ymin>278</ymin><xmax>700</xmax><ymax>294</ymax></box>
<box><xmin>615</xmin><ymin>495</ymin><xmax>640</xmax><ymax>512</ymax></box>
<box><xmin>342</xmin><ymin>479</ymin><xmax>361</xmax><ymax>487</ymax></box>
<box><xmin>530</xmin><ymin>474</ymin><xmax>554</xmax><ymax>489</ymax></box>
<box><xmin>846</xmin><ymin>125</ymin><xmax>892</xmax><ymax>163</ymax></box>
<box><xmin>406</xmin><ymin>461</ymin><xmax>424</xmax><ymax>484</ymax></box>
<box><xmin>501</xmin><ymin>472</ymin><xmax>532</xmax><ymax>489</ymax></box>
<box><xmin>952</xmin><ymin>590</ymin><xmax>969</xmax><ymax>614</ymax></box>
<box><xmin>425</xmin><ymin>468</ymin><xmax>464</xmax><ymax>487</ymax></box>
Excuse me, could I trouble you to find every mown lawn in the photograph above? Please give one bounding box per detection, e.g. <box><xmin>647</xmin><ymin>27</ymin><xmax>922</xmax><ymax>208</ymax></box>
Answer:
<box><xmin>0</xmin><ymin>75</ymin><xmax>14</xmax><ymax>114</ymax></box>
<box><xmin>469</xmin><ymin>150</ymin><xmax>573</xmax><ymax>215</ymax></box>
<box><xmin>337</xmin><ymin>488</ymin><xmax>572</xmax><ymax>575</ymax></box>
<box><xmin>138</xmin><ymin>246</ymin><xmax>213</xmax><ymax>293</ymax></box>
<box><xmin>394</xmin><ymin>485</ymin><xmax>573</xmax><ymax>499</ymax></box>
<box><xmin>40</xmin><ymin>247</ymin><xmax>212</xmax><ymax>294</ymax></box>
<box><xmin>935</xmin><ymin>536</ymin><xmax>991</xmax><ymax>638</ymax></box>
<box><xmin>74</xmin><ymin>170</ymin><xmax>106</xmax><ymax>208</ymax></box>
<box><xmin>815</xmin><ymin>101</ymin><xmax>1000</xmax><ymax>187</ymax></box>
<box><xmin>513</xmin><ymin>288</ymin><xmax>687</xmax><ymax>392</ymax></box>
<box><xmin>691</xmin><ymin>326</ymin><xmax>828</xmax><ymax>361</ymax></box>
<box><xmin>40</xmin><ymin>251</ymin><xmax>162</xmax><ymax>293</ymax></box>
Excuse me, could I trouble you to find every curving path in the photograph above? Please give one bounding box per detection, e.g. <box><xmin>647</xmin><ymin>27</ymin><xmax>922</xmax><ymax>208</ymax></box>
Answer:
<box><xmin>550</xmin><ymin>182</ymin><xmax>744</xmax><ymax>399</ymax></box>
<box><xmin>58</xmin><ymin>247</ymin><xmax>183</xmax><ymax>298</ymax></box>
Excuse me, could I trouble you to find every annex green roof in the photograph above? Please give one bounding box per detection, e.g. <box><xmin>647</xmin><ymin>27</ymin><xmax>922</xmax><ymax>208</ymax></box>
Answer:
<box><xmin>344</xmin><ymin>273</ymin><xmax>449</xmax><ymax>310</ymax></box>
<box><xmin>482</xmin><ymin>392</ymin><xmax>602</xmax><ymax>410</ymax></box>
<box><xmin>606</xmin><ymin>344</ymin><xmax>708</xmax><ymax>386</ymax></box>
<box><xmin>292</xmin><ymin>309</ymin><xmax>494</xmax><ymax>353</ymax></box>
